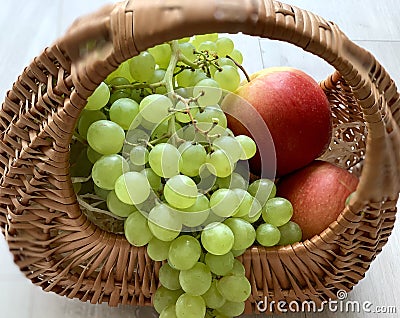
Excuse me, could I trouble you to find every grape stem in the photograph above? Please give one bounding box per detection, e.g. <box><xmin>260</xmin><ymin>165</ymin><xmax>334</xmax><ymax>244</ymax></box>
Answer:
<box><xmin>77</xmin><ymin>195</ymin><xmax>125</xmax><ymax>221</ymax></box>
<box><xmin>177</xmin><ymin>51</ymin><xmax>199</xmax><ymax>69</ymax></box>
<box><xmin>173</xmin><ymin>93</ymin><xmax>221</xmax><ymax>147</ymax></box>
<box><xmin>173</xmin><ymin>64</ymin><xmax>194</xmax><ymax>77</ymax></box>
<box><xmin>163</xmin><ymin>40</ymin><xmax>183</xmax><ymax>144</ymax></box>
<box><xmin>148</xmin><ymin>136</ymin><xmax>168</xmax><ymax>146</ymax></box>
<box><xmin>165</xmin><ymin>41</ymin><xmax>180</xmax><ymax>95</ymax></box>
<box><xmin>173</xmin><ymin>93</ymin><xmax>201</xmax><ymax>129</ymax></box>
<box><xmin>72</xmin><ymin>132</ymin><xmax>87</xmax><ymax>145</ymax></box>
<box><xmin>193</xmin><ymin>50</ymin><xmax>220</xmax><ymax>76</ymax></box>
<box><xmin>71</xmin><ymin>176</ymin><xmax>92</xmax><ymax>183</ymax></box>
<box><xmin>226</xmin><ymin>55</ymin><xmax>251</xmax><ymax>82</ymax></box>
<box><xmin>110</xmin><ymin>82</ymin><xmax>164</xmax><ymax>94</ymax></box>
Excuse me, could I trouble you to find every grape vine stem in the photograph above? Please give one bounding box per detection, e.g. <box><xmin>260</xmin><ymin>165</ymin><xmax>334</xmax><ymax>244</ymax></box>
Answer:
<box><xmin>165</xmin><ymin>40</ymin><xmax>182</xmax><ymax>144</ymax></box>
<box><xmin>226</xmin><ymin>55</ymin><xmax>251</xmax><ymax>83</ymax></box>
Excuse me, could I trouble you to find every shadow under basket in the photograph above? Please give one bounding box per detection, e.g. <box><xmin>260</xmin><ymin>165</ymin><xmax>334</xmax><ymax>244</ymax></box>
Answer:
<box><xmin>1</xmin><ymin>0</ymin><xmax>400</xmax><ymax>314</ymax></box>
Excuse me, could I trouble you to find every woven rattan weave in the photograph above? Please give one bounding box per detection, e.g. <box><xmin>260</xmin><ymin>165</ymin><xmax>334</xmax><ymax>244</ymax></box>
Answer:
<box><xmin>1</xmin><ymin>0</ymin><xmax>400</xmax><ymax>314</ymax></box>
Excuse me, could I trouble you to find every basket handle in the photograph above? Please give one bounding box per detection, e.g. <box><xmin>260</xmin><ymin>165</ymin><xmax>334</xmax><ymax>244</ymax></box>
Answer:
<box><xmin>58</xmin><ymin>0</ymin><xmax>400</xmax><ymax>204</ymax></box>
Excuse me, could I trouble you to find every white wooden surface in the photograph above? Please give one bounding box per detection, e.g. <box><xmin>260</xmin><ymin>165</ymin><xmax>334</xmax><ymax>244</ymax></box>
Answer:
<box><xmin>0</xmin><ymin>1</ymin><xmax>399</xmax><ymax>317</ymax></box>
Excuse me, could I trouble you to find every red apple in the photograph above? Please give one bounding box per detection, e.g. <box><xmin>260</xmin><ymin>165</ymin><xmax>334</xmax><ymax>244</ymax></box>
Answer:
<box><xmin>222</xmin><ymin>67</ymin><xmax>332</xmax><ymax>177</ymax></box>
<box><xmin>277</xmin><ymin>160</ymin><xmax>359</xmax><ymax>240</ymax></box>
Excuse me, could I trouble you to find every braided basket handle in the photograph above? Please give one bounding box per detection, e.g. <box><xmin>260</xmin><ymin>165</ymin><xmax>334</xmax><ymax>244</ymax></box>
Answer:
<box><xmin>59</xmin><ymin>0</ymin><xmax>400</xmax><ymax>212</ymax></box>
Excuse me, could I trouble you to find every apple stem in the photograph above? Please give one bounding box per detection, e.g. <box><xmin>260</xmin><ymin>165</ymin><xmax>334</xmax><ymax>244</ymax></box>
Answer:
<box><xmin>226</xmin><ymin>55</ymin><xmax>251</xmax><ymax>82</ymax></box>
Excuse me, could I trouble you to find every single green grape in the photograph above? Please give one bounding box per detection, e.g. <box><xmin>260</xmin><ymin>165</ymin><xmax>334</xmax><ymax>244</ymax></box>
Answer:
<box><xmin>176</xmin><ymin>69</ymin><xmax>207</xmax><ymax>88</ymax></box>
<box><xmin>178</xmin><ymin>142</ymin><xmax>207</xmax><ymax>177</ymax></box>
<box><xmin>114</xmin><ymin>171</ymin><xmax>151</xmax><ymax>205</ymax></box>
<box><xmin>148</xmin><ymin>204</ymin><xmax>182</xmax><ymax>241</ymax></box>
<box><xmin>209</xmin><ymin>188</ymin><xmax>240</xmax><ymax>217</ymax></box>
<box><xmin>216</xmin><ymin>274</ymin><xmax>251</xmax><ymax>302</ymax></box>
<box><xmin>218</xmin><ymin>57</ymin><xmax>237</xmax><ymax>68</ymax></box>
<box><xmin>216</xmin><ymin>37</ymin><xmax>234</xmax><ymax>57</ymax></box>
<box><xmin>262</xmin><ymin>197</ymin><xmax>293</xmax><ymax>227</ymax></box>
<box><xmin>216</xmin><ymin>300</ymin><xmax>246</xmax><ymax>317</ymax></box>
<box><xmin>153</xmin><ymin>286</ymin><xmax>183</xmax><ymax>314</ymax></box>
<box><xmin>256</xmin><ymin>223</ymin><xmax>281</xmax><ymax>247</ymax></box>
<box><xmin>178</xmin><ymin>37</ymin><xmax>190</xmax><ymax>43</ymax></box>
<box><xmin>227</xmin><ymin>259</ymin><xmax>246</xmax><ymax>276</ymax></box>
<box><xmin>77</xmin><ymin>109</ymin><xmax>107</xmax><ymax>139</ymax></box>
<box><xmin>86</xmin><ymin>146</ymin><xmax>102</xmax><ymax>164</ymax></box>
<box><xmin>201</xmin><ymin>280</ymin><xmax>226</xmax><ymax>309</ymax></box>
<box><xmin>147</xmin><ymin>237</ymin><xmax>171</xmax><ymax>261</ymax></box>
<box><xmin>198</xmin><ymin>40</ymin><xmax>217</xmax><ymax>53</ymax></box>
<box><xmin>178</xmin><ymin>42</ymin><xmax>196</xmax><ymax>61</ymax></box>
<box><xmin>108</xmin><ymin>76</ymin><xmax>131</xmax><ymax>88</ymax></box>
<box><xmin>193</xmin><ymin>79</ymin><xmax>222</xmax><ymax>107</ymax></box>
<box><xmin>201</xmin><ymin>222</ymin><xmax>234</xmax><ymax>255</ymax></box>
<box><xmin>195</xmin><ymin>105</ymin><xmax>227</xmax><ymax>129</ymax></box>
<box><xmin>175</xmin><ymin>293</ymin><xmax>206</xmax><ymax>318</ymax></box>
<box><xmin>168</xmin><ymin>235</ymin><xmax>202</xmax><ymax>270</ymax></box>
<box><xmin>141</xmin><ymin>168</ymin><xmax>162</xmax><ymax>191</ymax></box>
<box><xmin>139</xmin><ymin>94</ymin><xmax>172</xmax><ymax>124</ymax></box>
<box><xmin>107</xmin><ymin>190</ymin><xmax>137</xmax><ymax>217</ymax></box>
<box><xmin>129</xmin><ymin>51</ymin><xmax>156</xmax><ymax>82</ymax></box>
<box><xmin>229</xmin><ymin>49</ymin><xmax>243</xmax><ymax>64</ymax></box>
<box><xmin>212</xmin><ymin>135</ymin><xmax>242</xmax><ymax>163</ymax></box>
<box><xmin>204</xmin><ymin>251</ymin><xmax>234</xmax><ymax>276</ymax></box>
<box><xmin>148</xmin><ymin>143</ymin><xmax>181</xmax><ymax>178</ymax></box>
<box><xmin>248</xmin><ymin>178</ymin><xmax>276</xmax><ymax>207</ymax></box>
<box><xmin>179</xmin><ymin>262</ymin><xmax>212</xmax><ymax>296</ymax></box>
<box><xmin>149</xmin><ymin>68</ymin><xmax>166</xmax><ymax>83</ymax></box>
<box><xmin>232</xmin><ymin>189</ymin><xmax>262</xmax><ymax>218</ymax></box>
<box><xmin>85</xmin><ymin>82</ymin><xmax>110</xmax><ymax>110</ymax></box>
<box><xmin>213</xmin><ymin>65</ymin><xmax>241</xmax><ymax>92</ymax></box>
<box><xmin>91</xmin><ymin>154</ymin><xmax>129</xmax><ymax>190</ymax></box>
<box><xmin>124</xmin><ymin>211</ymin><xmax>153</xmax><ymax>246</ymax></box>
<box><xmin>278</xmin><ymin>221</ymin><xmax>302</xmax><ymax>245</ymax></box>
<box><xmin>159</xmin><ymin>305</ymin><xmax>177</xmax><ymax>318</ymax></box>
<box><xmin>148</xmin><ymin>43</ymin><xmax>172</xmax><ymax>69</ymax></box>
<box><xmin>235</xmin><ymin>135</ymin><xmax>257</xmax><ymax>160</ymax></box>
<box><xmin>159</xmin><ymin>262</ymin><xmax>181</xmax><ymax>291</ymax></box>
<box><xmin>109</xmin><ymin>98</ymin><xmax>139</xmax><ymax>130</ymax></box>
<box><xmin>163</xmin><ymin>175</ymin><xmax>198</xmax><ymax>209</ymax></box>
<box><xmin>206</xmin><ymin>150</ymin><xmax>234</xmax><ymax>178</ymax></box>
<box><xmin>130</xmin><ymin>145</ymin><xmax>149</xmax><ymax>166</ymax></box>
<box><xmin>87</xmin><ymin>120</ymin><xmax>125</xmax><ymax>155</ymax></box>
<box><xmin>224</xmin><ymin>218</ymin><xmax>256</xmax><ymax>250</ymax></box>
<box><xmin>179</xmin><ymin>193</ymin><xmax>210</xmax><ymax>228</ymax></box>
<box><xmin>191</xmin><ymin>33</ymin><xmax>219</xmax><ymax>49</ymax></box>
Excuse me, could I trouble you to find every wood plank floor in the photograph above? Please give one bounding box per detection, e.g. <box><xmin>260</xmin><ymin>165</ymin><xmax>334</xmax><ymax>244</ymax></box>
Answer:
<box><xmin>0</xmin><ymin>1</ymin><xmax>399</xmax><ymax>317</ymax></box>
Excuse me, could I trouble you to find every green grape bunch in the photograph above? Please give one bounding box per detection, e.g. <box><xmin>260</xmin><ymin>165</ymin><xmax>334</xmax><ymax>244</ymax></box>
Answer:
<box><xmin>70</xmin><ymin>33</ymin><xmax>302</xmax><ymax>318</ymax></box>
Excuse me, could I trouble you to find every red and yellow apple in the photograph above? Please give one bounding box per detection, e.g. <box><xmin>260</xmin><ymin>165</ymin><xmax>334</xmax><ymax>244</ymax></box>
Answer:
<box><xmin>222</xmin><ymin>67</ymin><xmax>332</xmax><ymax>177</ymax></box>
<box><xmin>277</xmin><ymin>160</ymin><xmax>359</xmax><ymax>240</ymax></box>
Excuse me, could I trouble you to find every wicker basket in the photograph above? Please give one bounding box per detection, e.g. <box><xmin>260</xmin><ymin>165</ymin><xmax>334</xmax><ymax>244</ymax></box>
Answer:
<box><xmin>1</xmin><ymin>0</ymin><xmax>400</xmax><ymax>314</ymax></box>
